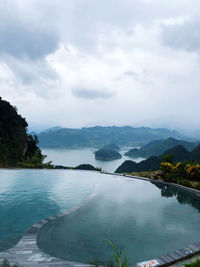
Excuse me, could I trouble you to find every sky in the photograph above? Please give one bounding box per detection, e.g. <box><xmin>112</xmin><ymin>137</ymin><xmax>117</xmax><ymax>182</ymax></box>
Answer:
<box><xmin>0</xmin><ymin>0</ymin><xmax>200</xmax><ymax>136</ymax></box>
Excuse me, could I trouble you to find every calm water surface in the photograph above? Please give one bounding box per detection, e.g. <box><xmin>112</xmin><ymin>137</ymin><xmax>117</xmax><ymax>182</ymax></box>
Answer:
<box><xmin>42</xmin><ymin>147</ymin><xmax>145</xmax><ymax>173</ymax></box>
<box><xmin>1</xmin><ymin>169</ymin><xmax>200</xmax><ymax>265</ymax></box>
<box><xmin>38</xmin><ymin>178</ymin><xmax>200</xmax><ymax>264</ymax></box>
<box><xmin>0</xmin><ymin>169</ymin><xmax>100</xmax><ymax>250</ymax></box>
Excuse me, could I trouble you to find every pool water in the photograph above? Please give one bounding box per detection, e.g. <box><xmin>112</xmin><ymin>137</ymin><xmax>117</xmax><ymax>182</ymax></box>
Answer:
<box><xmin>37</xmin><ymin>177</ymin><xmax>200</xmax><ymax>265</ymax></box>
<box><xmin>0</xmin><ymin>169</ymin><xmax>99</xmax><ymax>250</ymax></box>
<box><xmin>1</xmin><ymin>170</ymin><xmax>200</xmax><ymax>265</ymax></box>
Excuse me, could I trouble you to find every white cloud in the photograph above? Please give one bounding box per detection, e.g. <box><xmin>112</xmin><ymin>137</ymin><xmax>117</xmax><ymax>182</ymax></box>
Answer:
<box><xmin>0</xmin><ymin>0</ymin><xmax>200</xmax><ymax>136</ymax></box>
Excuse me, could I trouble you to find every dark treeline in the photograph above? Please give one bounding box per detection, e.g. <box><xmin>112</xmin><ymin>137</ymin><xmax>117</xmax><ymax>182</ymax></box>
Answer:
<box><xmin>0</xmin><ymin>97</ymin><xmax>46</xmax><ymax>168</ymax></box>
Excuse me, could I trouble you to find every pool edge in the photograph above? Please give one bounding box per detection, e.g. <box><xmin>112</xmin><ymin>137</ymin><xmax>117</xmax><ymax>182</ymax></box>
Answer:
<box><xmin>0</xmin><ymin>183</ymin><xmax>99</xmax><ymax>266</ymax></box>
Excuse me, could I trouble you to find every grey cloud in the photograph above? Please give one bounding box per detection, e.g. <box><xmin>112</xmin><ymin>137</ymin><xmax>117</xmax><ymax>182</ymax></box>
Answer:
<box><xmin>4</xmin><ymin>55</ymin><xmax>59</xmax><ymax>85</ymax></box>
<box><xmin>0</xmin><ymin>1</ymin><xmax>59</xmax><ymax>60</ymax></box>
<box><xmin>161</xmin><ymin>18</ymin><xmax>200</xmax><ymax>53</ymax></box>
<box><xmin>0</xmin><ymin>22</ymin><xmax>59</xmax><ymax>60</ymax></box>
<box><xmin>72</xmin><ymin>88</ymin><xmax>115</xmax><ymax>99</ymax></box>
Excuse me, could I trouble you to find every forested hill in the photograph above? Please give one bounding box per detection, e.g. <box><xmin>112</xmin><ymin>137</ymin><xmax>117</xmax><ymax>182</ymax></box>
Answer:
<box><xmin>38</xmin><ymin>126</ymin><xmax>187</xmax><ymax>148</ymax></box>
<box><xmin>0</xmin><ymin>97</ymin><xmax>44</xmax><ymax>167</ymax></box>
<box><xmin>125</xmin><ymin>137</ymin><xmax>199</xmax><ymax>158</ymax></box>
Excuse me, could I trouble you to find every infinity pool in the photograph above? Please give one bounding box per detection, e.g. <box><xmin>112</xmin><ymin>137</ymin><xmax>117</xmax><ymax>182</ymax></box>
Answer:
<box><xmin>0</xmin><ymin>169</ymin><xmax>98</xmax><ymax>250</ymax></box>
<box><xmin>1</xmin><ymin>170</ymin><xmax>200</xmax><ymax>265</ymax></box>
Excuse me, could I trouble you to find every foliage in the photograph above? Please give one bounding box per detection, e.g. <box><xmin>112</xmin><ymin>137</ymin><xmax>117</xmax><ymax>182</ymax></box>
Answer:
<box><xmin>95</xmin><ymin>149</ymin><xmax>122</xmax><ymax>161</ymax></box>
<box><xmin>1</xmin><ymin>259</ymin><xmax>18</xmax><ymax>267</ymax></box>
<box><xmin>104</xmin><ymin>240</ymin><xmax>128</xmax><ymax>267</ymax></box>
<box><xmin>0</xmin><ymin>97</ymin><xmax>49</xmax><ymax>168</ymax></box>
<box><xmin>75</xmin><ymin>164</ymin><xmax>99</xmax><ymax>171</ymax></box>
<box><xmin>161</xmin><ymin>154</ymin><xmax>174</xmax><ymax>164</ymax></box>
<box><xmin>184</xmin><ymin>258</ymin><xmax>200</xmax><ymax>267</ymax></box>
<box><xmin>160</xmin><ymin>161</ymin><xmax>200</xmax><ymax>183</ymax></box>
<box><xmin>125</xmin><ymin>137</ymin><xmax>199</xmax><ymax>158</ymax></box>
<box><xmin>88</xmin><ymin>240</ymin><xmax>129</xmax><ymax>267</ymax></box>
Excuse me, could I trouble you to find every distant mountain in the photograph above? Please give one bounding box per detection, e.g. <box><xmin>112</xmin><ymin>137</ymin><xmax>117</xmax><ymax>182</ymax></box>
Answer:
<box><xmin>95</xmin><ymin>149</ymin><xmax>122</xmax><ymax>161</ymax></box>
<box><xmin>125</xmin><ymin>137</ymin><xmax>199</xmax><ymax>158</ymax></box>
<box><xmin>115</xmin><ymin>144</ymin><xmax>200</xmax><ymax>173</ymax></box>
<box><xmin>38</xmin><ymin>126</ymin><xmax>189</xmax><ymax>148</ymax></box>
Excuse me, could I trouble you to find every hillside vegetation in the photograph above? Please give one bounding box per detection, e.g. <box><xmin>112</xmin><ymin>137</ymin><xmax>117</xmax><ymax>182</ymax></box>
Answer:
<box><xmin>0</xmin><ymin>97</ymin><xmax>46</xmax><ymax>168</ymax></box>
<box><xmin>116</xmin><ymin>144</ymin><xmax>200</xmax><ymax>173</ymax></box>
<box><xmin>125</xmin><ymin>137</ymin><xmax>199</xmax><ymax>158</ymax></box>
<box><xmin>95</xmin><ymin>149</ymin><xmax>122</xmax><ymax>161</ymax></box>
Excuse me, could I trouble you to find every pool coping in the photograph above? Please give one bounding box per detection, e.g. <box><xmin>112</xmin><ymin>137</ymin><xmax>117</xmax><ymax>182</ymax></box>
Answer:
<box><xmin>1</xmin><ymin>171</ymin><xmax>200</xmax><ymax>266</ymax></box>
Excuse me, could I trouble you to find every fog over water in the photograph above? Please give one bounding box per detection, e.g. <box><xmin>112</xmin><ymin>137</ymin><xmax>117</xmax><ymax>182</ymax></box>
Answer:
<box><xmin>42</xmin><ymin>147</ymin><xmax>145</xmax><ymax>172</ymax></box>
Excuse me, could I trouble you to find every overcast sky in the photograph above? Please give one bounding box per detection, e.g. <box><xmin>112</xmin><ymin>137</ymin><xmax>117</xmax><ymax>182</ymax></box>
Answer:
<box><xmin>0</xmin><ymin>0</ymin><xmax>200</xmax><ymax>136</ymax></box>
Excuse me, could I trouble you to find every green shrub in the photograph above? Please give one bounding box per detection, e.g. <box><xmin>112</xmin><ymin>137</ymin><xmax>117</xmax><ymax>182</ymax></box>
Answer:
<box><xmin>184</xmin><ymin>258</ymin><xmax>200</xmax><ymax>267</ymax></box>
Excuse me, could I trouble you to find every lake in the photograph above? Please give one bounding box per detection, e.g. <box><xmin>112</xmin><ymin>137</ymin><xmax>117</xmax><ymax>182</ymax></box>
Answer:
<box><xmin>42</xmin><ymin>147</ymin><xmax>145</xmax><ymax>173</ymax></box>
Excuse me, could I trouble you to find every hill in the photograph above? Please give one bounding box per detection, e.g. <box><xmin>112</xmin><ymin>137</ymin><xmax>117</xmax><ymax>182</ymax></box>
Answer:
<box><xmin>125</xmin><ymin>137</ymin><xmax>199</xmax><ymax>158</ymax></box>
<box><xmin>115</xmin><ymin>144</ymin><xmax>200</xmax><ymax>173</ymax></box>
<box><xmin>38</xmin><ymin>126</ymin><xmax>188</xmax><ymax>148</ymax></box>
<box><xmin>0</xmin><ymin>97</ymin><xmax>44</xmax><ymax>168</ymax></box>
<box><xmin>95</xmin><ymin>149</ymin><xmax>122</xmax><ymax>161</ymax></box>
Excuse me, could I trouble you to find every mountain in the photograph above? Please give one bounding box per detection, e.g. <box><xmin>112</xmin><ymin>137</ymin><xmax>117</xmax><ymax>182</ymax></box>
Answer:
<box><xmin>125</xmin><ymin>137</ymin><xmax>199</xmax><ymax>158</ymax></box>
<box><xmin>95</xmin><ymin>149</ymin><xmax>122</xmax><ymax>161</ymax></box>
<box><xmin>115</xmin><ymin>145</ymin><xmax>200</xmax><ymax>173</ymax></box>
<box><xmin>38</xmin><ymin>126</ymin><xmax>188</xmax><ymax>148</ymax></box>
<box><xmin>0</xmin><ymin>97</ymin><xmax>43</xmax><ymax>167</ymax></box>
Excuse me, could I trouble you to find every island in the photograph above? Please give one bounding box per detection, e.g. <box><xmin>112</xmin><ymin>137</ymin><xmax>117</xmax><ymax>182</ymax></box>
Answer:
<box><xmin>95</xmin><ymin>149</ymin><xmax>122</xmax><ymax>161</ymax></box>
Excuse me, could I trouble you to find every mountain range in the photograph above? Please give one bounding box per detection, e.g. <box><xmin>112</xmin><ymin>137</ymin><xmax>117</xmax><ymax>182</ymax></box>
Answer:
<box><xmin>125</xmin><ymin>137</ymin><xmax>199</xmax><ymax>158</ymax></box>
<box><xmin>37</xmin><ymin>126</ymin><xmax>192</xmax><ymax>148</ymax></box>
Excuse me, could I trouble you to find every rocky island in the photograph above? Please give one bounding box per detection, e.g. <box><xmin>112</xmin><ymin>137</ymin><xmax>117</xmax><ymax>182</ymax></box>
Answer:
<box><xmin>95</xmin><ymin>149</ymin><xmax>122</xmax><ymax>161</ymax></box>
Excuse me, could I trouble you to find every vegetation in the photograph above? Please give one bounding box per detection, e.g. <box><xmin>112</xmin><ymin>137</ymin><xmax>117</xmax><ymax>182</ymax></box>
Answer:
<box><xmin>104</xmin><ymin>240</ymin><xmax>128</xmax><ymax>267</ymax></box>
<box><xmin>184</xmin><ymin>258</ymin><xmax>200</xmax><ymax>267</ymax></box>
<box><xmin>0</xmin><ymin>97</ymin><xmax>49</xmax><ymax>168</ymax></box>
<box><xmin>160</xmin><ymin>161</ymin><xmax>200</xmax><ymax>187</ymax></box>
<box><xmin>115</xmin><ymin>145</ymin><xmax>200</xmax><ymax>173</ymax></box>
<box><xmin>115</xmin><ymin>157</ymin><xmax>160</xmax><ymax>173</ymax></box>
<box><xmin>95</xmin><ymin>149</ymin><xmax>122</xmax><ymax>161</ymax></box>
<box><xmin>38</xmin><ymin>126</ymin><xmax>185</xmax><ymax>148</ymax></box>
<box><xmin>1</xmin><ymin>259</ymin><xmax>18</xmax><ymax>267</ymax></box>
<box><xmin>125</xmin><ymin>137</ymin><xmax>199</xmax><ymax>158</ymax></box>
<box><xmin>75</xmin><ymin>164</ymin><xmax>100</xmax><ymax>171</ymax></box>
<box><xmin>89</xmin><ymin>240</ymin><xmax>128</xmax><ymax>267</ymax></box>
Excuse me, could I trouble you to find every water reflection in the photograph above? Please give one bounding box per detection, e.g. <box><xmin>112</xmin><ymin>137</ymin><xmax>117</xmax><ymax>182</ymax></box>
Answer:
<box><xmin>152</xmin><ymin>182</ymin><xmax>200</xmax><ymax>212</ymax></box>
<box><xmin>38</xmin><ymin>178</ymin><xmax>200</xmax><ymax>264</ymax></box>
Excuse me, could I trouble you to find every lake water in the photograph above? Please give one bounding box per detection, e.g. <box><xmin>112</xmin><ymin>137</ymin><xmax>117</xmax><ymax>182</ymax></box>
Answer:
<box><xmin>42</xmin><ymin>147</ymin><xmax>145</xmax><ymax>173</ymax></box>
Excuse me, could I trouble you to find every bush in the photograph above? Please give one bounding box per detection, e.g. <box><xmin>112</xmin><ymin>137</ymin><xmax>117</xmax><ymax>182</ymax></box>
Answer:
<box><xmin>184</xmin><ymin>258</ymin><xmax>200</xmax><ymax>267</ymax></box>
<box><xmin>160</xmin><ymin>161</ymin><xmax>200</xmax><ymax>183</ymax></box>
